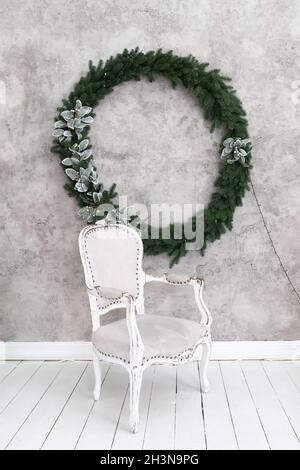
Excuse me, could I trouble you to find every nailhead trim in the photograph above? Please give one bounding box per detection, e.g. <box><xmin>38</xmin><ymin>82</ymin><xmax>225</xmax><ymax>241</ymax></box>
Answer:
<box><xmin>165</xmin><ymin>274</ymin><xmax>192</xmax><ymax>285</ymax></box>
<box><xmin>93</xmin><ymin>343</ymin><xmax>206</xmax><ymax>365</ymax></box>
<box><xmin>83</xmin><ymin>225</ymin><xmax>141</xmax><ymax>310</ymax></box>
<box><xmin>167</xmin><ymin>280</ymin><xmax>189</xmax><ymax>285</ymax></box>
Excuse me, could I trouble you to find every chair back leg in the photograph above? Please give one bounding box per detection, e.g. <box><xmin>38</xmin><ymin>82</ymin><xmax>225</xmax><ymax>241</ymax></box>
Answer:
<box><xmin>199</xmin><ymin>338</ymin><xmax>211</xmax><ymax>393</ymax></box>
<box><xmin>129</xmin><ymin>366</ymin><xmax>143</xmax><ymax>433</ymax></box>
<box><xmin>93</xmin><ymin>351</ymin><xmax>102</xmax><ymax>401</ymax></box>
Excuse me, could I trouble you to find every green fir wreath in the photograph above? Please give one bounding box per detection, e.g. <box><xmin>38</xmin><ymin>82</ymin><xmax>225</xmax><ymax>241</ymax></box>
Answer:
<box><xmin>52</xmin><ymin>48</ymin><xmax>252</xmax><ymax>266</ymax></box>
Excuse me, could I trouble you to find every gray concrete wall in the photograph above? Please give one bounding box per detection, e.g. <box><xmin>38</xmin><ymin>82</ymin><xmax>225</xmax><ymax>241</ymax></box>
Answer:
<box><xmin>0</xmin><ymin>0</ymin><xmax>299</xmax><ymax>342</ymax></box>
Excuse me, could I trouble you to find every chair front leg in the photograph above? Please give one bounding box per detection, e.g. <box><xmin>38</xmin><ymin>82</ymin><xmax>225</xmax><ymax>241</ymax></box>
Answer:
<box><xmin>129</xmin><ymin>365</ymin><xmax>143</xmax><ymax>433</ymax></box>
<box><xmin>199</xmin><ymin>338</ymin><xmax>211</xmax><ymax>393</ymax></box>
<box><xmin>93</xmin><ymin>350</ymin><xmax>102</xmax><ymax>401</ymax></box>
<box><xmin>192</xmin><ymin>279</ymin><xmax>212</xmax><ymax>326</ymax></box>
<box><xmin>124</xmin><ymin>293</ymin><xmax>144</xmax><ymax>433</ymax></box>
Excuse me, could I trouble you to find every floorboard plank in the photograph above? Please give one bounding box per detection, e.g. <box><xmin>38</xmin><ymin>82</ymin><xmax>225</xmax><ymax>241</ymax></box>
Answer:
<box><xmin>220</xmin><ymin>361</ymin><xmax>269</xmax><ymax>450</ymax></box>
<box><xmin>42</xmin><ymin>363</ymin><xmax>109</xmax><ymax>450</ymax></box>
<box><xmin>112</xmin><ymin>367</ymin><xmax>154</xmax><ymax>450</ymax></box>
<box><xmin>0</xmin><ymin>362</ymin><xmax>20</xmax><ymax>384</ymax></box>
<box><xmin>1</xmin><ymin>360</ymin><xmax>299</xmax><ymax>450</ymax></box>
<box><xmin>7</xmin><ymin>362</ymin><xmax>87</xmax><ymax>450</ymax></box>
<box><xmin>76</xmin><ymin>365</ymin><xmax>128</xmax><ymax>450</ymax></box>
<box><xmin>0</xmin><ymin>362</ymin><xmax>63</xmax><ymax>449</ymax></box>
<box><xmin>143</xmin><ymin>365</ymin><xmax>176</xmax><ymax>450</ymax></box>
<box><xmin>0</xmin><ymin>362</ymin><xmax>42</xmax><ymax>414</ymax></box>
<box><xmin>175</xmin><ymin>362</ymin><xmax>206</xmax><ymax>450</ymax></box>
<box><xmin>201</xmin><ymin>361</ymin><xmax>238</xmax><ymax>450</ymax></box>
<box><xmin>284</xmin><ymin>362</ymin><xmax>300</xmax><ymax>393</ymax></box>
<box><xmin>241</xmin><ymin>362</ymin><xmax>300</xmax><ymax>450</ymax></box>
<box><xmin>263</xmin><ymin>361</ymin><xmax>300</xmax><ymax>443</ymax></box>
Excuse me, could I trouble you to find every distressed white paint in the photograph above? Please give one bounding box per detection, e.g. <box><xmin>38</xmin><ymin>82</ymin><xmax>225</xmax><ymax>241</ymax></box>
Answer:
<box><xmin>79</xmin><ymin>221</ymin><xmax>212</xmax><ymax>432</ymax></box>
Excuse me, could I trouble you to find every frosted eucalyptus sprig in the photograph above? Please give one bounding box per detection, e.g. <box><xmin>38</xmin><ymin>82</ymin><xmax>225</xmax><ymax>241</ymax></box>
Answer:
<box><xmin>53</xmin><ymin>100</ymin><xmax>94</xmax><ymax>142</ymax></box>
<box><xmin>105</xmin><ymin>207</ymin><xmax>133</xmax><ymax>225</ymax></box>
<box><xmin>52</xmin><ymin>100</ymin><xmax>102</xmax><ymax>198</ymax></box>
<box><xmin>79</xmin><ymin>206</ymin><xmax>98</xmax><ymax>223</ymax></box>
<box><xmin>221</xmin><ymin>137</ymin><xmax>251</xmax><ymax>166</ymax></box>
<box><xmin>65</xmin><ymin>164</ymin><xmax>99</xmax><ymax>193</ymax></box>
<box><xmin>61</xmin><ymin>139</ymin><xmax>93</xmax><ymax>167</ymax></box>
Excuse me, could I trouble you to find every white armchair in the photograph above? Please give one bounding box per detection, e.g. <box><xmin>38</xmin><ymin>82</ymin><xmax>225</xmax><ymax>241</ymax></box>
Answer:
<box><xmin>79</xmin><ymin>221</ymin><xmax>212</xmax><ymax>433</ymax></box>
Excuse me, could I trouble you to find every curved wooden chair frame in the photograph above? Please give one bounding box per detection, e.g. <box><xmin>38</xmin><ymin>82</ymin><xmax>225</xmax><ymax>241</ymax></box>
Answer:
<box><xmin>79</xmin><ymin>221</ymin><xmax>212</xmax><ymax>433</ymax></box>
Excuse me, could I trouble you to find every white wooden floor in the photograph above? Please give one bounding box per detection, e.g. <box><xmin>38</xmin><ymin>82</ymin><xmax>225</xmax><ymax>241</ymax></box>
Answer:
<box><xmin>0</xmin><ymin>360</ymin><xmax>299</xmax><ymax>450</ymax></box>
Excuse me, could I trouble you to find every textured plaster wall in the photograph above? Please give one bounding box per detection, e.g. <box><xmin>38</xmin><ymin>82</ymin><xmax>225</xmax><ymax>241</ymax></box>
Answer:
<box><xmin>0</xmin><ymin>0</ymin><xmax>299</xmax><ymax>342</ymax></box>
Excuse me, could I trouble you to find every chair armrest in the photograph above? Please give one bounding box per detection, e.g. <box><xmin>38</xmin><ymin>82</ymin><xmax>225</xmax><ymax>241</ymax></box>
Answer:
<box><xmin>165</xmin><ymin>273</ymin><xmax>203</xmax><ymax>285</ymax></box>
<box><xmin>87</xmin><ymin>285</ymin><xmax>144</xmax><ymax>364</ymax></box>
<box><xmin>145</xmin><ymin>272</ymin><xmax>203</xmax><ymax>286</ymax></box>
<box><xmin>87</xmin><ymin>286</ymin><xmax>127</xmax><ymax>301</ymax></box>
<box><xmin>144</xmin><ymin>272</ymin><xmax>211</xmax><ymax>326</ymax></box>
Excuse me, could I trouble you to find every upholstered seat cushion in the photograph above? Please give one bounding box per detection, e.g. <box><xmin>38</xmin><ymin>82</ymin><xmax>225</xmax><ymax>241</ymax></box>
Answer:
<box><xmin>92</xmin><ymin>315</ymin><xmax>208</xmax><ymax>363</ymax></box>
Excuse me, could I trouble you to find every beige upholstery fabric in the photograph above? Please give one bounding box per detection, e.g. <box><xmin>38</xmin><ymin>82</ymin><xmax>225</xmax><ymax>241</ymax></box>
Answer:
<box><xmin>82</xmin><ymin>224</ymin><xmax>142</xmax><ymax>310</ymax></box>
<box><xmin>93</xmin><ymin>315</ymin><xmax>207</xmax><ymax>363</ymax></box>
<box><xmin>96</xmin><ymin>287</ymin><xmax>124</xmax><ymax>300</ymax></box>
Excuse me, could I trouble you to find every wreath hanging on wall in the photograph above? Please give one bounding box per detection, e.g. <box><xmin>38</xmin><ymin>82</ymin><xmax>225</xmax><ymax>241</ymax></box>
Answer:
<box><xmin>52</xmin><ymin>48</ymin><xmax>252</xmax><ymax>266</ymax></box>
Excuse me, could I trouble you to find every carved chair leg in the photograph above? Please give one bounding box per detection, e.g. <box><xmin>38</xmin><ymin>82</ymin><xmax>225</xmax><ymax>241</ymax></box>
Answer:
<box><xmin>199</xmin><ymin>339</ymin><xmax>211</xmax><ymax>393</ymax></box>
<box><xmin>129</xmin><ymin>366</ymin><xmax>143</xmax><ymax>433</ymax></box>
<box><xmin>93</xmin><ymin>351</ymin><xmax>101</xmax><ymax>401</ymax></box>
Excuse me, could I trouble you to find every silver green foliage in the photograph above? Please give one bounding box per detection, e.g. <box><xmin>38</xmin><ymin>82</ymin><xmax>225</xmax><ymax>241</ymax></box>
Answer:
<box><xmin>105</xmin><ymin>207</ymin><xmax>133</xmax><ymax>225</ymax></box>
<box><xmin>61</xmin><ymin>139</ymin><xmax>92</xmax><ymax>166</ymax></box>
<box><xmin>73</xmin><ymin>165</ymin><xmax>99</xmax><ymax>193</ymax></box>
<box><xmin>52</xmin><ymin>101</ymin><xmax>102</xmax><ymax>201</ymax></box>
<box><xmin>221</xmin><ymin>137</ymin><xmax>251</xmax><ymax>166</ymax></box>
<box><xmin>80</xmin><ymin>206</ymin><xmax>134</xmax><ymax>225</ymax></box>
<box><xmin>79</xmin><ymin>206</ymin><xmax>97</xmax><ymax>223</ymax></box>
<box><xmin>52</xmin><ymin>100</ymin><xmax>94</xmax><ymax>142</ymax></box>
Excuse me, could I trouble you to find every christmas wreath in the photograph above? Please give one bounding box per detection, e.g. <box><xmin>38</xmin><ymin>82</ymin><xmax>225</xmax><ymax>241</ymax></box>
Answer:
<box><xmin>52</xmin><ymin>48</ymin><xmax>252</xmax><ymax>266</ymax></box>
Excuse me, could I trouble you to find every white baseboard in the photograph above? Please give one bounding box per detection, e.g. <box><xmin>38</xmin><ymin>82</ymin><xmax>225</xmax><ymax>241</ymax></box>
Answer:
<box><xmin>1</xmin><ymin>340</ymin><xmax>300</xmax><ymax>361</ymax></box>
<box><xmin>211</xmin><ymin>341</ymin><xmax>300</xmax><ymax>361</ymax></box>
<box><xmin>1</xmin><ymin>341</ymin><xmax>92</xmax><ymax>361</ymax></box>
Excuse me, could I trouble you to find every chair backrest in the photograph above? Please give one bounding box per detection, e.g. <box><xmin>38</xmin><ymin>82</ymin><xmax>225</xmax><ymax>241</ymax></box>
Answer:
<box><xmin>79</xmin><ymin>222</ymin><xmax>145</xmax><ymax>319</ymax></box>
